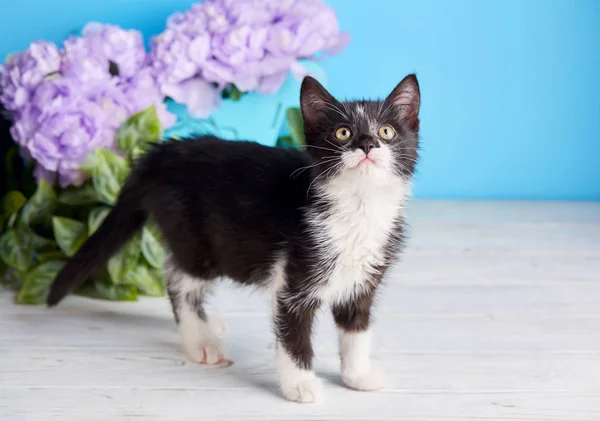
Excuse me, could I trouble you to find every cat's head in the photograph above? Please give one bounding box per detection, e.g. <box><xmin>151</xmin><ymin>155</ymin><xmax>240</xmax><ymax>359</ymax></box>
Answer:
<box><xmin>299</xmin><ymin>74</ymin><xmax>420</xmax><ymax>185</ymax></box>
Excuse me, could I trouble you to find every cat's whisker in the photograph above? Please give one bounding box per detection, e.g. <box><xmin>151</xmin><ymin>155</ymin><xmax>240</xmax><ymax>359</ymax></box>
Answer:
<box><xmin>290</xmin><ymin>157</ymin><xmax>339</xmax><ymax>179</ymax></box>
<box><xmin>340</xmin><ymin>101</ymin><xmax>351</xmax><ymax>117</ymax></box>
<box><xmin>377</xmin><ymin>100</ymin><xmax>384</xmax><ymax>118</ymax></box>
<box><xmin>323</xmin><ymin>104</ymin><xmax>347</xmax><ymax>120</ymax></box>
<box><xmin>395</xmin><ymin>155</ymin><xmax>418</xmax><ymax>164</ymax></box>
<box><xmin>286</xmin><ymin>144</ymin><xmax>342</xmax><ymax>154</ymax></box>
<box><xmin>303</xmin><ymin>145</ymin><xmax>343</xmax><ymax>154</ymax></box>
<box><xmin>324</xmin><ymin>137</ymin><xmax>347</xmax><ymax>152</ymax></box>
<box><xmin>393</xmin><ymin>161</ymin><xmax>416</xmax><ymax>175</ymax></box>
<box><xmin>324</xmin><ymin>102</ymin><xmax>350</xmax><ymax>120</ymax></box>
<box><xmin>378</xmin><ymin>101</ymin><xmax>395</xmax><ymax>119</ymax></box>
<box><xmin>306</xmin><ymin>162</ymin><xmax>343</xmax><ymax>199</ymax></box>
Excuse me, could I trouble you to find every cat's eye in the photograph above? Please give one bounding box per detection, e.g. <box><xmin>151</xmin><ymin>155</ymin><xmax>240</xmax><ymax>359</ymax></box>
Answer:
<box><xmin>378</xmin><ymin>125</ymin><xmax>396</xmax><ymax>140</ymax></box>
<box><xmin>334</xmin><ymin>127</ymin><xmax>352</xmax><ymax>142</ymax></box>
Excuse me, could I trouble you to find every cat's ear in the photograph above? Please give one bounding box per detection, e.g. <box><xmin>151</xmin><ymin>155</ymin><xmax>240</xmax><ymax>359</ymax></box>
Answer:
<box><xmin>300</xmin><ymin>76</ymin><xmax>339</xmax><ymax>133</ymax></box>
<box><xmin>383</xmin><ymin>74</ymin><xmax>420</xmax><ymax>132</ymax></box>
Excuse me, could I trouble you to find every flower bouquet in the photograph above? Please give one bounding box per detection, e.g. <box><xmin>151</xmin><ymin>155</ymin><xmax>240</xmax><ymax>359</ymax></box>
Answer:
<box><xmin>0</xmin><ymin>0</ymin><xmax>347</xmax><ymax>304</ymax></box>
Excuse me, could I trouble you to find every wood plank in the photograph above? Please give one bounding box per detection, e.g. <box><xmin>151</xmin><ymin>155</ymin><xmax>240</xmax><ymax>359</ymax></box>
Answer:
<box><xmin>407</xmin><ymin>201</ymin><xmax>600</xmax><ymax>224</ymax></box>
<box><xmin>389</xmin><ymin>251</ymin><xmax>600</xmax><ymax>285</ymax></box>
<box><xmin>407</xmin><ymin>220</ymin><xmax>600</xmax><ymax>252</ymax></box>
<box><xmin>2</xmin><ymin>388</ymin><xmax>599</xmax><ymax>421</ymax></box>
<box><xmin>3</xmin><ymin>349</ymin><xmax>600</xmax><ymax>392</ymax></box>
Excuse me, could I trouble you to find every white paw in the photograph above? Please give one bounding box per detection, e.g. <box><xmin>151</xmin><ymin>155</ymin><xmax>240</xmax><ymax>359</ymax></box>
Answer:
<box><xmin>207</xmin><ymin>315</ymin><xmax>227</xmax><ymax>339</ymax></box>
<box><xmin>185</xmin><ymin>342</ymin><xmax>225</xmax><ymax>365</ymax></box>
<box><xmin>179</xmin><ymin>321</ymin><xmax>226</xmax><ymax>365</ymax></box>
<box><xmin>280</xmin><ymin>374</ymin><xmax>325</xmax><ymax>403</ymax></box>
<box><xmin>342</xmin><ymin>364</ymin><xmax>388</xmax><ymax>391</ymax></box>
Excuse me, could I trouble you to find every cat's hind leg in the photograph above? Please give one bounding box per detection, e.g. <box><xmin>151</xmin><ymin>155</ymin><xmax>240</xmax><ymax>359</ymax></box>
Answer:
<box><xmin>165</xmin><ymin>259</ymin><xmax>225</xmax><ymax>364</ymax></box>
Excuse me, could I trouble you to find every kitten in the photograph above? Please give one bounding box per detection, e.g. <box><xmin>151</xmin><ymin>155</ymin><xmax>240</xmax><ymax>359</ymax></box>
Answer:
<box><xmin>47</xmin><ymin>74</ymin><xmax>421</xmax><ymax>403</ymax></box>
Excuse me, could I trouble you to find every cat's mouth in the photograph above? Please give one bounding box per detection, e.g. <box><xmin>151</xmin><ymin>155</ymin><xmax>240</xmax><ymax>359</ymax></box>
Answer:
<box><xmin>356</xmin><ymin>156</ymin><xmax>377</xmax><ymax>168</ymax></box>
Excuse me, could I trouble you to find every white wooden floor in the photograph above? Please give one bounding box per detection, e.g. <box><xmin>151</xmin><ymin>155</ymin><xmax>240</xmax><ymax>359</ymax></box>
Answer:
<box><xmin>2</xmin><ymin>201</ymin><xmax>600</xmax><ymax>420</ymax></box>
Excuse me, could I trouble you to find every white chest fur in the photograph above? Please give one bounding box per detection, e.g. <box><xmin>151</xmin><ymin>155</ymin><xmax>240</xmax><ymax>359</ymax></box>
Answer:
<box><xmin>308</xmin><ymin>172</ymin><xmax>408</xmax><ymax>305</ymax></box>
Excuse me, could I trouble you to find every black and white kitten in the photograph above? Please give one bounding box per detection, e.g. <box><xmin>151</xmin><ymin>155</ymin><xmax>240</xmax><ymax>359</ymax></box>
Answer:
<box><xmin>47</xmin><ymin>74</ymin><xmax>420</xmax><ymax>403</ymax></box>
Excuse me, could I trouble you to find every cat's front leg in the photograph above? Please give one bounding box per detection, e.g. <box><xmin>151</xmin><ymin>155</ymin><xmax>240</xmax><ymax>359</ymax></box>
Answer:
<box><xmin>332</xmin><ymin>289</ymin><xmax>388</xmax><ymax>391</ymax></box>
<box><xmin>273</xmin><ymin>291</ymin><xmax>324</xmax><ymax>403</ymax></box>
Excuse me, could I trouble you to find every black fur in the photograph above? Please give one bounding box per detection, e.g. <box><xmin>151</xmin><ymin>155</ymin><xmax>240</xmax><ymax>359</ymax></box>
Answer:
<box><xmin>47</xmin><ymin>137</ymin><xmax>312</xmax><ymax>305</ymax></box>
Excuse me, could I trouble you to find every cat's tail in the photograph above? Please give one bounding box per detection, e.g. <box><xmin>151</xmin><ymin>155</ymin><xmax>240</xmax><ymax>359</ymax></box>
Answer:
<box><xmin>46</xmin><ymin>177</ymin><xmax>149</xmax><ymax>307</ymax></box>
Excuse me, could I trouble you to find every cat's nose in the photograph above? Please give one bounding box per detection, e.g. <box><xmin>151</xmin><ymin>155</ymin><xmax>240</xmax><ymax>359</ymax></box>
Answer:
<box><xmin>357</xmin><ymin>137</ymin><xmax>379</xmax><ymax>155</ymax></box>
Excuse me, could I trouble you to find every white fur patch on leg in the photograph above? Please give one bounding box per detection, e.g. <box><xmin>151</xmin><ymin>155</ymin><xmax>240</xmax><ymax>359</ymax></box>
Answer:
<box><xmin>177</xmin><ymin>274</ymin><xmax>225</xmax><ymax>365</ymax></box>
<box><xmin>338</xmin><ymin>329</ymin><xmax>387</xmax><ymax>391</ymax></box>
<box><xmin>276</xmin><ymin>343</ymin><xmax>324</xmax><ymax>403</ymax></box>
<box><xmin>178</xmin><ymin>307</ymin><xmax>224</xmax><ymax>364</ymax></box>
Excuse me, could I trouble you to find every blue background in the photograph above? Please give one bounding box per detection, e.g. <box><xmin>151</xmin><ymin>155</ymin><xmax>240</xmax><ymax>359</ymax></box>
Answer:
<box><xmin>1</xmin><ymin>0</ymin><xmax>599</xmax><ymax>199</ymax></box>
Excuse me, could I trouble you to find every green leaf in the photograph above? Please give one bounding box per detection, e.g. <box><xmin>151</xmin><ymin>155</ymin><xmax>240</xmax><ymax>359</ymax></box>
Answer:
<box><xmin>2</xmin><ymin>191</ymin><xmax>27</xmax><ymax>215</ymax></box>
<box><xmin>44</xmin><ymin>71</ymin><xmax>60</xmax><ymax>80</ymax></box>
<box><xmin>0</xmin><ymin>229</ymin><xmax>31</xmax><ymax>271</ymax></box>
<box><xmin>116</xmin><ymin>105</ymin><xmax>162</xmax><ymax>156</ymax></box>
<box><xmin>141</xmin><ymin>223</ymin><xmax>166</xmax><ymax>269</ymax></box>
<box><xmin>1</xmin><ymin>266</ymin><xmax>27</xmax><ymax>290</ymax></box>
<box><xmin>20</xmin><ymin>181</ymin><xmax>58</xmax><ymax>226</ymax></box>
<box><xmin>88</xmin><ymin>206</ymin><xmax>112</xmax><ymax>236</ymax></box>
<box><xmin>107</xmin><ymin>234</ymin><xmax>140</xmax><ymax>283</ymax></box>
<box><xmin>81</xmin><ymin>151</ymin><xmax>98</xmax><ymax>176</ymax></box>
<box><xmin>0</xmin><ymin>224</ymin><xmax>55</xmax><ymax>270</ymax></box>
<box><xmin>124</xmin><ymin>261</ymin><xmax>164</xmax><ymax>296</ymax></box>
<box><xmin>58</xmin><ymin>183</ymin><xmax>99</xmax><ymax>205</ymax></box>
<box><xmin>285</xmin><ymin>107</ymin><xmax>306</xmax><ymax>149</ymax></box>
<box><xmin>88</xmin><ymin>206</ymin><xmax>111</xmax><ymax>236</ymax></box>
<box><xmin>130</xmin><ymin>145</ymin><xmax>147</xmax><ymax>161</ymax></box>
<box><xmin>229</xmin><ymin>85</ymin><xmax>243</xmax><ymax>101</ymax></box>
<box><xmin>52</xmin><ymin>216</ymin><xmax>87</xmax><ymax>257</ymax></box>
<box><xmin>16</xmin><ymin>260</ymin><xmax>66</xmax><ymax>304</ymax></box>
<box><xmin>87</xmin><ymin>149</ymin><xmax>130</xmax><ymax>205</ymax></box>
<box><xmin>276</xmin><ymin>136</ymin><xmax>294</xmax><ymax>148</ymax></box>
<box><xmin>94</xmin><ymin>277</ymin><xmax>138</xmax><ymax>301</ymax></box>
<box><xmin>19</xmin><ymin>224</ymin><xmax>55</xmax><ymax>250</ymax></box>
<box><xmin>36</xmin><ymin>250</ymin><xmax>67</xmax><ymax>264</ymax></box>
<box><xmin>7</xmin><ymin>212</ymin><xmax>18</xmax><ymax>229</ymax></box>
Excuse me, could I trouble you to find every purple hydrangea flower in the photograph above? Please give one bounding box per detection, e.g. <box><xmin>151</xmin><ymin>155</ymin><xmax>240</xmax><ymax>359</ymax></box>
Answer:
<box><xmin>0</xmin><ymin>41</ymin><xmax>61</xmax><ymax>114</ymax></box>
<box><xmin>161</xmin><ymin>77</ymin><xmax>222</xmax><ymax>119</ymax></box>
<box><xmin>149</xmin><ymin>0</ymin><xmax>348</xmax><ymax>117</ymax></box>
<box><xmin>150</xmin><ymin>28</ymin><xmax>204</xmax><ymax>86</ymax></box>
<box><xmin>82</xmin><ymin>23</ymin><xmax>147</xmax><ymax>79</ymax></box>
<box><xmin>60</xmin><ymin>35</ymin><xmax>112</xmax><ymax>89</ymax></box>
<box><xmin>60</xmin><ymin>22</ymin><xmax>147</xmax><ymax>92</ymax></box>
<box><xmin>9</xmin><ymin>76</ymin><xmax>81</xmax><ymax>147</ymax></box>
<box><xmin>124</xmin><ymin>68</ymin><xmax>177</xmax><ymax>127</ymax></box>
<box><xmin>18</xmin><ymin>77</ymin><xmax>115</xmax><ymax>187</ymax></box>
